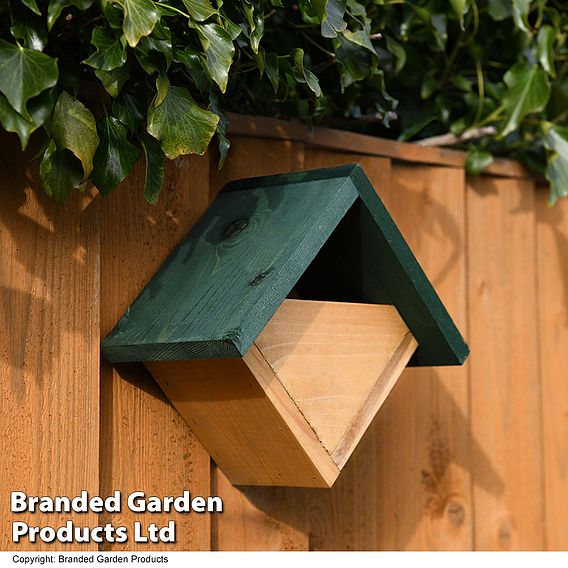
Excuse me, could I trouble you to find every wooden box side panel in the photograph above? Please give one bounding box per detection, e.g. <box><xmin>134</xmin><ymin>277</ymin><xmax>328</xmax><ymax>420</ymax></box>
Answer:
<box><xmin>255</xmin><ymin>299</ymin><xmax>418</xmax><ymax>468</ymax></box>
<box><xmin>145</xmin><ymin>357</ymin><xmax>338</xmax><ymax>488</ymax></box>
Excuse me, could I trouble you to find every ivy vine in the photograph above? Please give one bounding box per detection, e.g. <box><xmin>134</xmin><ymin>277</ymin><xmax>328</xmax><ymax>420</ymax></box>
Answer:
<box><xmin>0</xmin><ymin>0</ymin><xmax>566</xmax><ymax>204</ymax></box>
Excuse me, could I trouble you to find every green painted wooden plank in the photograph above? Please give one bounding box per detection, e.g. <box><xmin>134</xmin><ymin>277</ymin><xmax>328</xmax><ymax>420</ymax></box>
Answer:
<box><xmin>102</xmin><ymin>165</ymin><xmax>359</xmax><ymax>363</ymax></box>
<box><xmin>102</xmin><ymin>163</ymin><xmax>469</xmax><ymax>366</ymax></box>
<box><xmin>353</xmin><ymin>166</ymin><xmax>469</xmax><ymax>365</ymax></box>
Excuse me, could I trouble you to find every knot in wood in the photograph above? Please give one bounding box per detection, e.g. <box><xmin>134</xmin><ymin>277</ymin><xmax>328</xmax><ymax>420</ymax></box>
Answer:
<box><xmin>223</xmin><ymin>218</ymin><xmax>249</xmax><ymax>239</ymax></box>
<box><xmin>250</xmin><ymin>271</ymin><xmax>269</xmax><ymax>286</ymax></box>
<box><xmin>446</xmin><ymin>501</ymin><xmax>465</xmax><ymax>527</ymax></box>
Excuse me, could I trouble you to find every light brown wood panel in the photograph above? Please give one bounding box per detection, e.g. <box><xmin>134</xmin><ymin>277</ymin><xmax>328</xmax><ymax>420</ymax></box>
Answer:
<box><xmin>227</xmin><ymin>114</ymin><xmax>532</xmax><ymax>179</ymax></box>
<box><xmin>536</xmin><ymin>187</ymin><xmax>568</xmax><ymax>550</ymax></box>
<box><xmin>0</xmin><ymin>134</ymin><xmax>100</xmax><ymax>550</ymax></box>
<box><xmin>468</xmin><ymin>176</ymin><xmax>544</xmax><ymax>550</ymax></box>
<box><xmin>147</xmin><ymin>301</ymin><xmax>415</xmax><ymax>488</ymax></box>
<box><xmin>209</xmin><ymin>136</ymin><xmax>310</xmax><ymax>550</ymax></box>
<box><xmin>258</xmin><ymin>300</ymin><xmax>416</xmax><ymax>468</ymax></box>
<box><xmin>290</xmin><ymin>148</ymin><xmax>392</xmax><ymax>208</ymax></box>
<box><xmin>308</xmin><ymin>160</ymin><xmax>472</xmax><ymax>550</ymax></box>
<box><xmin>99</xmin><ymin>154</ymin><xmax>211</xmax><ymax>550</ymax></box>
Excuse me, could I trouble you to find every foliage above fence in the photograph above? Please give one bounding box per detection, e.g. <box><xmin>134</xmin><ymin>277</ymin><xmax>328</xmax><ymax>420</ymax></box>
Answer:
<box><xmin>0</xmin><ymin>0</ymin><xmax>566</xmax><ymax>204</ymax></box>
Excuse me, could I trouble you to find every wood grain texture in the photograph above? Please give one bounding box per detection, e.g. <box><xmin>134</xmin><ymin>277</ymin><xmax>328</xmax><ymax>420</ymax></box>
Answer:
<box><xmin>103</xmin><ymin>161</ymin><xmax>467</xmax><ymax>367</ymax></box>
<box><xmin>227</xmin><ymin>113</ymin><xmax>534</xmax><ymax>179</ymax></box>
<box><xmin>145</xmin><ymin>351</ymin><xmax>339</xmax><ymax>488</ymax></box>
<box><xmin>536</xmin><ymin>186</ymin><xmax>568</xmax><ymax>550</ymax></box>
<box><xmin>102</xmin><ymin>166</ymin><xmax>360</xmax><ymax>363</ymax></box>
<box><xmin>99</xmin><ymin>155</ymin><xmax>211</xmax><ymax>551</ymax></box>
<box><xmin>0</xmin><ymin>134</ymin><xmax>100</xmax><ymax>551</ymax></box>
<box><xmin>209</xmin><ymin>136</ymin><xmax>311</xmax><ymax>550</ymax></box>
<box><xmin>257</xmin><ymin>300</ymin><xmax>417</xmax><ymax>467</ymax></box>
<box><xmin>467</xmin><ymin>176</ymin><xmax>544</xmax><ymax>550</ymax></box>
<box><xmin>308</xmin><ymin>158</ymin><xmax>473</xmax><ymax>550</ymax></box>
<box><xmin>146</xmin><ymin>300</ymin><xmax>415</xmax><ymax>488</ymax></box>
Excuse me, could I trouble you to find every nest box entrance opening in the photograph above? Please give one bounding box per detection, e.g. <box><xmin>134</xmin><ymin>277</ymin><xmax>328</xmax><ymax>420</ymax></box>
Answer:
<box><xmin>102</xmin><ymin>164</ymin><xmax>468</xmax><ymax>488</ymax></box>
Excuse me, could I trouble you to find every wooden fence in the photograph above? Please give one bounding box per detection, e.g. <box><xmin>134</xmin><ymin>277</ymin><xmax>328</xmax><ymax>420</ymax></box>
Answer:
<box><xmin>1</xmin><ymin>114</ymin><xmax>567</xmax><ymax>551</ymax></box>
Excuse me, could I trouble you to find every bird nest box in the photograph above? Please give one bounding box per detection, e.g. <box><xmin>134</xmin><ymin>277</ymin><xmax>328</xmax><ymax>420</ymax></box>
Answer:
<box><xmin>102</xmin><ymin>164</ymin><xmax>468</xmax><ymax>488</ymax></box>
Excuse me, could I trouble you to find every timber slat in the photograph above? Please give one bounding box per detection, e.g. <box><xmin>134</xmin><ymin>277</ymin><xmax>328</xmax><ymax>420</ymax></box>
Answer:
<box><xmin>536</xmin><ymin>187</ymin><xmax>568</xmax><ymax>550</ymax></box>
<box><xmin>307</xmin><ymin>156</ymin><xmax>473</xmax><ymax>550</ymax></box>
<box><xmin>0</xmin><ymin>135</ymin><xmax>100</xmax><ymax>551</ymax></box>
<box><xmin>208</xmin><ymin>137</ymin><xmax>310</xmax><ymax>551</ymax></box>
<box><xmin>99</xmin><ymin>155</ymin><xmax>212</xmax><ymax>551</ymax></box>
<box><xmin>227</xmin><ymin>113</ymin><xmax>533</xmax><ymax>180</ymax></box>
<box><xmin>467</xmin><ymin>176</ymin><xmax>545</xmax><ymax>550</ymax></box>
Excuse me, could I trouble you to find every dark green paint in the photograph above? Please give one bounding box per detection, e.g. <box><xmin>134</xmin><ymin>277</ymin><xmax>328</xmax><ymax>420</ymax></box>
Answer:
<box><xmin>102</xmin><ymin>164</ymin><xmax>469</xmax><ymax>366</ymax></box>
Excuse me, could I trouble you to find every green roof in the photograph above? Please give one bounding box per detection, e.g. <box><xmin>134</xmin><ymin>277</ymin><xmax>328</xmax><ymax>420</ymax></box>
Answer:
<box><xmin>102</xmin><ymin>164</ymin><xmax>469</xmax><ymax>366</ymax></box>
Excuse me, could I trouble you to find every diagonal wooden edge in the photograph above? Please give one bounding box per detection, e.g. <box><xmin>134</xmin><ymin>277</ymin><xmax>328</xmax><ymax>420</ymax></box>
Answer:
<box><xmin>255</xmin><ymin>299</ymin><xmax>418</xmax><ymax>469</ymax></box>
<box><xmin>332</xmin><ymin>330</ymin><xmax>417</xmax><ymax>469</ymax></box>
<box><xmin>146</xmin><ymin>299</ymin><xmax>417</xmax><ymax>488</ymax></box>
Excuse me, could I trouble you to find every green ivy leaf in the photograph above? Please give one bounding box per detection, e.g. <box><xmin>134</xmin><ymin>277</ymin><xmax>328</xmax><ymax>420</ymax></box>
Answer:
<box><xmin>250</xmin><ymin>11</ymin><xmax>264</xmax><ymax>53</ymax></box>
<box><xmin>291</xmin><ymin>48</ymin><xmax>321</xmax><ymax>96</ymax></box>
<box><xmin>51</xmin><ymin>91</ymin><xmax>99</xmax><ymax>179</ymax></box>
<box><xmin>182</xmin><ymin>0</ymin><xmax>217</xmax><ymax>21</ymax></box>
<box><xmin>449</xmin><ymin>0</ymin><xmax>466</xmax><ymax>28</ymax></box>
<box><xmin>209</xmin><ymin>93</ymin><xmax>229</xmax><ymax>169</ymax></box>
<box><xmin>465</xmin><ymin>148</ymin><xmax>494</xmax><ymax>176</ymax></box>
<box><xmin>21</xmin><ymin>0</ymin><xmax>42</xmax><ymax>15</ymax></box>
<box><xmin>385</xmin><ymin>36</ymin><xmax>406</xmax><ymax>74</ymax></box>
<box><xmin>313</xmin><ymin>0</ymin><xmax>347</xmax><ymax>38</ymax></box>
<box><xmin>537</xmin><ymin>25</ymin><xmax>556</xmax><ymax>78</ymax></box>
<box><xmin>147</xmin><ymin>85</ymin><xmax>219</xmax><ymax>159</ymax></box>
<box><xmin>242</xmin><ymin>1</ymin><xmax>264</xmax><ymax>53</ymax></box>
<box><xmin>501</xmin><ymin>63</ymin><xmax>550</xmax><ymax>137</ymax></box>
<box><xmin>40</xmin><ymin>139</ymin><xmax>84</xmax><ymax>204</ymax></box>
<box><xmin>47</xmin><ymin>0</ymin><xmax>94</xmax><ymax>31</ymax></box>
<box><xmin>155</xmin><ymin>72</ymin><xmax>169</xmax><ymax>107</ymax></box>
<box><xmin>174</xmin><ymin>46</ymin><xmax>212</xmax><ymax>92</ymax></box>
<box><xmin>112</xmin><ymin>90</ymin><xmax>148</xmax><ymax>131</ymax></box>
<box><xmin>140</xmin><ymin>132</ymin><xmax>165</xmax><ymax>203</ymax></box>
<box><xmin>265</xmin><ymin>52</ymin><xmax>279</xmax><ymax>93</ymax></box>
<box><xmin>0</xmin><ymin>89</ymin><xmax>54</xmax><ymax>150</ymax></box>
<box><xmin>10</xmin><ymin>15</ymin><xmax>47</xmax><ymax>51</ymax></box>
<box><xmin>488</xmin><ymin>0</ymin><xmax>511</xmax><ymax>20</ymax></box>
<box><xmin>119</xmin><ymin>0</ymin><xmax>160</xmax><ymax>47</ymax></box>
<box><xmin>335</xmin><ymin>35</ymin><xmax>368</xmax><ymax>90</ymax></box>
<box><xmin>95</xmin><ymin>66</ymin><xmax>129</xmax><ymax>97</ymax></box>
<box><xmin>196</xmin><ymin>23</ymin><xmax>235</xmax><ymax>93</ymax></box>
<box><xmin>92</xmin><ymin>115</ymin><xmax>141</xmax><ymax>195</ymax></box>
<box><xmin>0</xmin><ymin>40</ymin><xmax>58</xmax><ymax>118</ymax></box>
<box><xmin>221</xmin><ymin>16</ymin><xmax>242</xmax><ymax>41</ymax></box>
<box><xmin>136</xmin><ymin>21</ymin><xmax>173</xmax><ymax>71</ymax></box>
<box><xmin>543</xmin><ymin>123</ymin><xmax>568</xmax><ymax>205</ymax></box>
<box><xmin>84</xmin><ymin>27</ymin><xmax>127</xmax><ymax>70</ymax></box>
<box><xmin>342</xmin><ymin>30</ymin><xmax>377</xmax><ymax>57</ymax></box>
<box><xmin>511</xmin><ymin>0</ymin><xmax>530</xmax><ymax>31</ymax></box>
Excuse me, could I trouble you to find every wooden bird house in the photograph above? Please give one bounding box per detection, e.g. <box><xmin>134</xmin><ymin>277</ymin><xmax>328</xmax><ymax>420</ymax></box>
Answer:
<box><xmin>102</xmin><ymin>164</ymin><xmax>468</xmax><ymax>488</ymax></box>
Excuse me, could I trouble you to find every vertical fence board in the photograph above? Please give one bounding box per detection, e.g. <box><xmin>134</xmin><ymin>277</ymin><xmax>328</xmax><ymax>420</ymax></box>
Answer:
<box><xmin>99</xmin><ymin>155</ymin><xmax>211</xmax><ymax>551</ymax></box>
<box><xmin>303</xmin><ymin>148</ymin><xmax>392</xmax><ymax>205</ymax></box>
<box><xmin>467</xmin><ymin>176</ymin><xmax>544</xmax><ymax>550</ymax></box>
<box><xmin>302</xmin><ymin>149</ymin><xmax>390</xmax><ymax>550</ymax></box>
<box><xmin>0</xmin><ymin>136</ymin><xmax>100</xmax><ymax>551</ymax></box>
<box><xmin>536</xmin><ymin>187</ymin><xmax>568</xmax><ymax>550</ymax></box>
<box><xmin>385</xmin><ymin>164</ymin><xmax>471</xmax><ymax>550</ymax></box>
<box><xmin>209</xmin><ymin>136</ymin><xmax>309</xmax><ymax>551</ymax></box>
<box><xmin>309</xmin><ymin>162</ymin><xmax>471</xmax><ymax>550</ymax></box>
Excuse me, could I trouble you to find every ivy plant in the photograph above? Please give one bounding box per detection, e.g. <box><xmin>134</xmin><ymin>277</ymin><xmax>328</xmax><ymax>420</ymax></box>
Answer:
<box><xmin>0</xmin><ymin>0</ymin><xmax>566</xmax><ymax>204</ymax></box>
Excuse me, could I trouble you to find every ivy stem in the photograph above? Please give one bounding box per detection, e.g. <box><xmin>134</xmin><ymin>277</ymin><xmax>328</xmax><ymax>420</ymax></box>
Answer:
<box><xmin>477</xmin><ymin>103</ymin><xmax>506</xmax><ymax>127</ymax></box>
<box><xmin>159</xmin><ymin>3</ymin><xmax>191</xmax><ymax>19</ymax></box>
<box><xmin>473</xmin><ymin>60</ymin><xmax>485</xmax><ymax>126</ymax></box>
<box><xmin>301</xmin><ymin>32</ymin><xmax>334</xmax><ymax>58</ymax></box>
